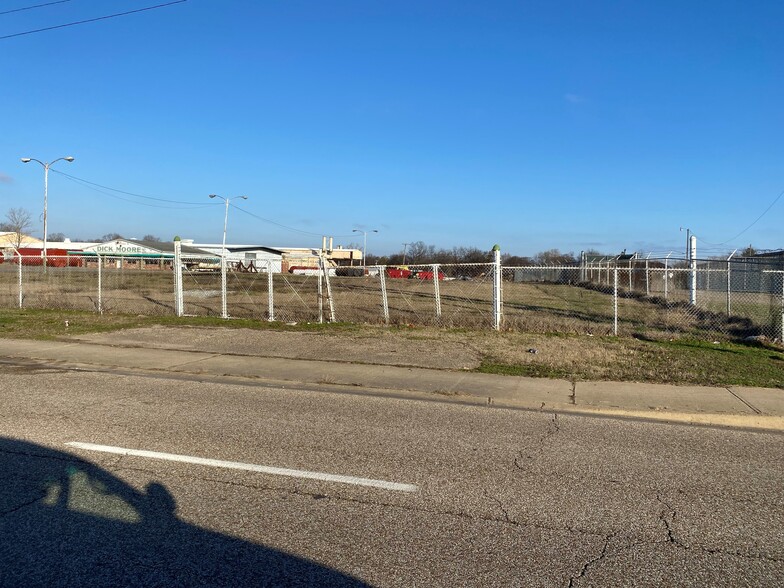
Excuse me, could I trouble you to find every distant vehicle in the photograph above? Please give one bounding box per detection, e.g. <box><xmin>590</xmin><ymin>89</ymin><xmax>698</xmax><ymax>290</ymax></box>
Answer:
<box><xmin>385</xmin><ymin>266</ymin><xmax>444</xmax><ymax>280</ymax></box>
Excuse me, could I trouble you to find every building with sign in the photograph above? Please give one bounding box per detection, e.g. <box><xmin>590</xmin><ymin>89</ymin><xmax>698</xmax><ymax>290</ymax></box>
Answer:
<box><xmin>77</xmin><ymin>239</ymin><xmax>212</xmax><ymax>270</ymax></box>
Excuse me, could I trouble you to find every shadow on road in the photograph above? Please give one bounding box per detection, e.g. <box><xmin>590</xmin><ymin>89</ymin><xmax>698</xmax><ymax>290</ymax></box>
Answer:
<box><xmin>0</xmin><ymin>437</ymin><xmax>368</xmax><ymax>587</ymax></box>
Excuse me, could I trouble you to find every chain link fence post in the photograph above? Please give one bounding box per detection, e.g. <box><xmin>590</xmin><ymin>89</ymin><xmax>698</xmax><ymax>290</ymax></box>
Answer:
<box><xmin>319</xmin><ymin>255</ymin><xmax>336</xmax><ymax>323</ymax></box>
<box><xmin>17</xmin><ymin>252</ymin><xmax>23</xmax><ymax>309</ymax></box>
<box><xmin>317</xmin><ymin>256</ymin><xmax>324</xmax><ymax>324</ymax></box>
<box><xmin>779</xmin><ymin>272</ymin><xmax>784</xmax><ymax>345</ymax></box>
<box><xmin>267</xmin><ymin>261</ymin><xmax>275</xmax><ymax>321</ymax></box>
<box><xmin>664</xmin><ymin>252</ymin><xmax>671</xmax><ymax>300</ymax></box>
<box><xmin>432</xmin><ymin>264</ymin><xmax>442</xmax><ymax>321</ymax></box>
<box><xmin>492</xmin><ymin>245</ymin><xmax>502</xmax><ymax>330</ymax></box>
<box><xmin>774</xmin><ymin>271</ymin><xmax>784</xmax><ymax>343</ymax></box>
<box><xmin>726</xmin><ymin>250</ymin><xmax>736</xmax><ymax>316</ymax></box>
<box><xmin>613</xmin><ymin>265</ymin><xmax>619</xmax><ymax>336</ymax></box>
<box><xmin>379</xmin><ymin>265</ymin><xmax>389</xmax><ymax>325</ymax></box>
<box><xmin>173</xmin><ymin>237</ymin><xmax>183</xmax><ymax>317</ymax></box>
<box><xmin>220</xmin><ymin>255</ymin><xmax>228</xmax><ymax>319</ymax></box>
<box><xmin>689</xmin><ymin>235</ymin><xmax>697</xmax><ymax>306</ymax></box>
<box><xmin>97</xmin><ymin>254</ymin><xmax>103</xmax><ymax>314</ymax></box>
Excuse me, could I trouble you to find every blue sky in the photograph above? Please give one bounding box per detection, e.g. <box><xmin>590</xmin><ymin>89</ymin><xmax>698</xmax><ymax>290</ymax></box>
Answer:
<box><xmin>1</xmin><ymin>0</ymin><xmax>781</xmax><ymax>258</ymax></box>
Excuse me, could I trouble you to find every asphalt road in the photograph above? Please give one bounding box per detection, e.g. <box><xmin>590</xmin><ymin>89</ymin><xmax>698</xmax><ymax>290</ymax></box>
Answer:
<box><xmin>1</xmin><ymin>360</ymin><xmax>782</xmax><ymax>587</ymax></box>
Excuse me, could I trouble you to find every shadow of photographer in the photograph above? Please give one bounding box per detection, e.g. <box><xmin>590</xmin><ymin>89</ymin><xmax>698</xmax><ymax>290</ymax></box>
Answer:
<box><xmin>0</xmin><ymin>437</ymin><xmax>369</xmax><ymax>587</ymax></box>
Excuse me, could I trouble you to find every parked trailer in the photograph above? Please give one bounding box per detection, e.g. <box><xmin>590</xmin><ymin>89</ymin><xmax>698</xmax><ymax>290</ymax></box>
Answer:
<box><xmin>1</xmin><ymin>248</ymin><xmax>84</xmax><ymax>267</ymax></box>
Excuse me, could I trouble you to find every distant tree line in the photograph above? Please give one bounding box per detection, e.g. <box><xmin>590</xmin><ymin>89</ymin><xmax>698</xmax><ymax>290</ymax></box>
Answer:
<box><xmin>0</xmin><ymin>208</ymin><xmax>168</xmax><ymax>246</ymax></box>
<box><xmin>364</xmin><ymin>241</ymin><xmax>580</xmax><ymax>266</ymax></box>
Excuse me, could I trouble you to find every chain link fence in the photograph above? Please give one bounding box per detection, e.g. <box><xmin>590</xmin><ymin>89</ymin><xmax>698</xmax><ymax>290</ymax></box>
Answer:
<box><xmin>583</xmin><ymin>257</ymin><xmax>784</xmax><ymax>341</ymax></box>
<box><xmin>2</xmin><ymin>253</ymin><xmax>782</xmax><ymax>343</ymax></box>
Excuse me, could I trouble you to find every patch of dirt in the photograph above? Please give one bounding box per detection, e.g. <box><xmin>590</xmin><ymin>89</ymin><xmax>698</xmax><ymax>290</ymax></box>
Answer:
<box><xmin>74</xmin><ymin>326</ymin><xmax>482</xmax><ymax>370</ymax></box>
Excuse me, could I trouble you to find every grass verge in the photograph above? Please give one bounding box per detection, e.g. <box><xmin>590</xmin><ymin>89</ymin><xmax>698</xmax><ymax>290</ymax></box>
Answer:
<box><xmin>0</xmin><ymin>308</ymin><xmax>782</xmax><ymax>389</ymax></box>
<box><xmin>476</xmin><ymin>334</ymin><xmax>784</xmax><ymax>388</ymax></box>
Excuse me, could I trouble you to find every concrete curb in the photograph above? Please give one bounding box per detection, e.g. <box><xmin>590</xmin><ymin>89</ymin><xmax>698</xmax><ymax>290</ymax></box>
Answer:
<box><xmin>1</xmin><ymin>338</ymin><xmax>782</xmax><ymax>432</ymax></box>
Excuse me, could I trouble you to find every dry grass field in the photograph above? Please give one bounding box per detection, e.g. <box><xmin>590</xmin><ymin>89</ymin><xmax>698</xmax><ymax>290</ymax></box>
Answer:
<box><xmin>0</xmin><ymin>263</ymin><xmax>780</xmax><ymax>342</ymax></box>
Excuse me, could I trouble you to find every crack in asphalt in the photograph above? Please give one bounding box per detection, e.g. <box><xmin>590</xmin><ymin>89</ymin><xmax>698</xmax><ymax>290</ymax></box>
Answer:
<box><xmin>484</xmin><ymin>490</ymin><xmax>512</xmax><ymax>524</ymax></box>
<box><xmin>656</xmin><ymin>492</ymin><xmax>678</xmax><ymax>545</ymax></box>
<box><xmin>655</xmin><ymin>492</ymin><xmax>782</xmax><ymax>563</ymax></box>
<box><xmin>0</xmin><ymin>491</ymin><xmax>46</xmax><ymax>518</ymax></box>
<box><xmin>115</xmin><ymin>464</ymin><xmax>610</xmax><ymax>540</ymax></box>
<box><xmin>514</xmin><ymin>412</ymin><xmax>561</xmax><ymax>472</ymax></box>
<box><xmin>567</xmin><ymin>533</ymin><xmax>614</xmax><ymax>587</ymax></box>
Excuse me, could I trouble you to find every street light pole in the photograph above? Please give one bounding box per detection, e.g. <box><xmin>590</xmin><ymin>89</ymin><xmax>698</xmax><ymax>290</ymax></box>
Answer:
<box><xmin>353</xmin><ymin>228</ymin><xmax>378</xmax><ymax>269</ymax></box>
<box><xmin>402</xmin><ymin>242</ymin><xmax>409</xmax><ymax>265</ymax></box>
<box><xmin>20</xmin><ymin>156</ymin><xmax>75</xmax><ymax>269</ymax></box>
<box><xmin>680</xmin><ymin>227</ymin><xmax>690</xmax><ymax>261</ymax></box>
<box><xmin>209</xmin><ymin>194</ymin><xmax>248</xmax><ymax>319</ymax></box>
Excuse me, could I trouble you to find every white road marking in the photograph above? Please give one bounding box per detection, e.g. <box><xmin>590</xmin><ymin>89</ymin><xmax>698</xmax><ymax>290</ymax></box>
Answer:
<box><xmin>65</xmin><ymin>442</ymin><xmax>418</xmax><ymax>493</ymax></box>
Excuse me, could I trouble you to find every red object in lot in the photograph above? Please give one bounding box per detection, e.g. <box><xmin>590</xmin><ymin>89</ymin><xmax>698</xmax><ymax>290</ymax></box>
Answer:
<box><xmin>11</xmin><ymin>248</ymin><xmax>83</xmax><ymax>267</ymax></box>
<box><xmin>385</xmin><ymin>267</ymin><xmax>411</xmax><ymax>279</ymax></box>
<box><xmin>385</xmin><ymin>267</ymin><xmax>444</xmax><ymax>280</ymax></box>
<box><xmin>414</xmin><ymin>270</ymin><xmax>445</xmax><ymax>281</ymax></box>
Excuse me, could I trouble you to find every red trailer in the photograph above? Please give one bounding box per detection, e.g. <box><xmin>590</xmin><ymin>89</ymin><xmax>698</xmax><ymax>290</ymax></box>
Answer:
<box><xmin>11</xmin><ymin>248</ymin><xmax>83</xmax><ymax>267</ymax></box>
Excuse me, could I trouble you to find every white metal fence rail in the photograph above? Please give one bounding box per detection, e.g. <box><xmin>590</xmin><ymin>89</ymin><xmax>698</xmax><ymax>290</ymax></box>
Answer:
<box><xmin>1</xmin><ymin>253</ymin><xmax>782</xmax><ymax>342</ymax></box>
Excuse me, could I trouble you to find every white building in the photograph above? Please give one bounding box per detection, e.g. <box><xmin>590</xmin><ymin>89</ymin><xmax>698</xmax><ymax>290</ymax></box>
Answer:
<box><xmin>182</xmin><ymin>241</ymin><xmax>284</xmax><ymax>273</ymax></box>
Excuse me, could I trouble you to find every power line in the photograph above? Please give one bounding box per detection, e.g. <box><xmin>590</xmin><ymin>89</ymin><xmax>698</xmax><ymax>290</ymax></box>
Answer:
<box><xmin>55</xmin><ymin>172</ymin><xmax>215</xmax><ymax>210</ymax></box>
<box><xmin>696</xmin><ymin>187</ymin><xmax>784</xmax><ymax>247</ymax></box>
<box><xmin>231</xmin><ymin>204</ymin><xmax>356</xmax><ymax>239</ymax></box>
<box><xmin>0</xmin><ymin>0</ymin><xmax>188</xmax><ymax>40</ymax></box>
<box><xmin>52</xmin><ymin>169</ymin><xmax>355</xmax><ymax>238</ymax></box>
<box><xmin>52</xmin><ymin>169</ymin><xmax>207</xmax><ymax>205</ymax></box>
<box><xmin>0</xmin><ymin>0</ymin><xmax>72</xmax><ymax>17</ymax></box>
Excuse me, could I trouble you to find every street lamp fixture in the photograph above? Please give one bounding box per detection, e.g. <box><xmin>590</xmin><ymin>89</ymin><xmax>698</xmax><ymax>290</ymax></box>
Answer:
<box><xmin>209</xmin><ymin>194</ymin><xmax>248</xmax><ymax>257</ymax></box>
<box><xmin>20</xmin><ymin>156</ymin><xmax>75</xmax><ymax>269</ymax></box>
<box><xmin>353</xmin><ymin>228</ymin><xmax>378</xmax><ymax>269</ymax></box>
<box><xmin>209</xmin><ymin>194</ymin><xmax>248</xmax><ymax>319</ymax></box>
<box><xmin>679</xmin><ymin>227</ymin><xmax>690</xmax><ymax>261</ymax></box>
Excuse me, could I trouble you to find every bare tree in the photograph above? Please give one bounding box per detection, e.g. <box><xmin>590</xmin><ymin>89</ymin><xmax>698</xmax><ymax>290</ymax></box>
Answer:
<box><xmin>502</xmin><ymin>253</ymin><xmax>534</xmax><ymax>266</ymax></box>
<box><xmin>406</xmin><ymin>241</ymin><xmax>436</xmax><ymax>264</ymax></box>
<box><xmin>534</xmin><ymin>248</ymin><xmax>578</xmax><ymax>265</ymax></box>
<box><xmin>96</xmin><ymin>233</ymin><xmax>123</xmax><ymax>242</ymax></box>
<box><xmin>0</xmin><ymin>208</ymin><xmax>33</xmax><ymax>250</ymax></box>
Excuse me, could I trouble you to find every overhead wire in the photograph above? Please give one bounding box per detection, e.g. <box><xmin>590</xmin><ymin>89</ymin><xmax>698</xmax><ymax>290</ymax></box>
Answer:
<box><xmin>0</xmin><ymin>0</ymin><xmax>188</xmax><ymax>40</ymax></box>
<box><xmin>695</xmin><ymin>187</ymin><xmax>784</xmax><ymax>248</ymax></box>
<box><xmin>0</xmin><ymin>0</ymin><xmax>72</xmax><ymax>17</ymax></box>
<box><xmin>231</xmin><ymin>204</ymin><xmax>357</xmax><ymax>239</ymax></box>
<box><xmin>55</xmin><ymin>171</ymin><xmax>216</xmax><ymax>210</ymax></box>
<box><xmin>52</xmin><ymin>169</ymin><xmax>208</xmax><ymax>205</ymax></box>
<box><xmin>51</xmin><ymin>170</ymin><xmax>357</xmax><ymax>238</ymax></box>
